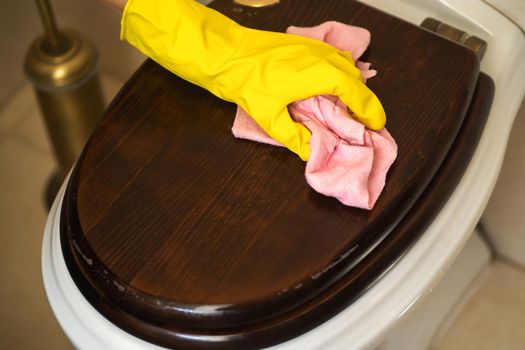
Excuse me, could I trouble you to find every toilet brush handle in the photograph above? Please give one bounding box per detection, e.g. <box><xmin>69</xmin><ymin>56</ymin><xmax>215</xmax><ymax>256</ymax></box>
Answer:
<box><xmin>35</xmin><ymin>0</ymin><xmax>69</xmax><ymax>54</ymax></box>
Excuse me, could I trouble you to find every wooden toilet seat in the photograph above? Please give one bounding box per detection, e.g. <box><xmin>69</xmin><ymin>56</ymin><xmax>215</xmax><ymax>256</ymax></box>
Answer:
<box><xmin>60</xmin><ymin>0</ymin><xmax>494</xmax><ymax>348</ymax></box>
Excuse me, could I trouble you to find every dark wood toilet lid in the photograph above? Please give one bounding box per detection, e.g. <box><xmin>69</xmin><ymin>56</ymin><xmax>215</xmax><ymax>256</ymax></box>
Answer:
<box><xmin>61</xmin><ymin>0</ymin><xmax>493</xmax><ymax>348</ymax></box>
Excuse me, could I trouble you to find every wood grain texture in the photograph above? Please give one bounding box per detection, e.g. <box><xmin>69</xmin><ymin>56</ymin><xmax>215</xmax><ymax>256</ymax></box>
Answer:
<box><xmin>60</xmin><ymin>0</ymin><xmax>490</xmax><ymax>348</ymax></box>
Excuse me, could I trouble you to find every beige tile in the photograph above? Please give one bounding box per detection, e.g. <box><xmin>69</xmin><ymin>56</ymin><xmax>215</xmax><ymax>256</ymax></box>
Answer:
<box><xmin>101</xmin><ymin>73</ymin><xmax>126</xmax><ymax>104</ymax></box>
<box><xmin>0</xmin><ymin>130</ymin><xmax>8</xmax><ymax>149</ymax></box>
<box><xmin>10</xmin><ymin>91</ymin><xmax>52</xmax><ymax>158</ymax></box>
<box><xmin>484</xmin><ymin>0</ymin><xmax>525</xmax><ymax>31</ymax></box>
<box><xmin>0</xmin><ymin>2</ymin><xmax>40</xmax><ymax>108</ymax></box>
<box><xmin>0</xmin><ymin>85</ymin><xmax>36</xmax><ymax>134</ymax></box>
<box><xmin>50</xmin><ymin>0</ymin><xmax>145</xmax><ymax>80</ymax></box>
<box><xmin>482</xmin><ymin>98</ymin><xmax>525</xmax><ymax>267</ymax></box>
<box><xmin>0</xmin><ymin>0</ymin><xmax>143</xmax><ymax>109</ymax></box>
<box><xmin>0</xmin><ymin>75</ymin><xmax>123</xmax><ymax>349</ymax></box>
<box><xmin>433</xmin><ymin>261</ymin><xmax>525</xmax><ymax>350</ymax></box>
<box><xmin>10</xmin><ymin>75</ymin><xmax>124</xmax><ymax>159</ymax></box>
<box><xmin>0</xmin><ymin>135</ymin><xmax>72</xmax><ymax>349</ymax></box>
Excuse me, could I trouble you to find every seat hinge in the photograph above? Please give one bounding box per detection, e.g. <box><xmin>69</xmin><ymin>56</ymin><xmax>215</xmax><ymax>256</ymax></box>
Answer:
<box><xmin>421</xmin><ymin>18</ymin><xmax>487</xmax><ymax>61</ymax></box>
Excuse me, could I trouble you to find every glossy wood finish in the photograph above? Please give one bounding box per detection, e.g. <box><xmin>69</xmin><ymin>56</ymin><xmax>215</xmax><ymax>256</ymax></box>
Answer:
<box><xmin>60</xmin><ymin>0</ymin><xmax>490</xmax><ymax>348</ymax></box>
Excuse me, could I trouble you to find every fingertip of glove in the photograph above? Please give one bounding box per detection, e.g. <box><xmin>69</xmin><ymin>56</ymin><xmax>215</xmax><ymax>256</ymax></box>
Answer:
<box><xmin>283</xmin><ymin>136</ymin><xmax>310</xmax><ymax>161</ymax></box>
<box><xmin>360</xmin><ymin>98</ymin><xmax>387</xmax><ymax>130</ymax></box>
<box><xmin>298</xmin><ymin>146</ymin><xmax>310</xmax><ymax>162</ymax></box>
<box><xmin>364</xmin><ymin>114</ymin><xmax>386</xmax><ymax>130</ymax></box>
<box><xmin>294</xmin><ymin>129</ymin><xmax>311</xmax><ymax>161</ymax></box>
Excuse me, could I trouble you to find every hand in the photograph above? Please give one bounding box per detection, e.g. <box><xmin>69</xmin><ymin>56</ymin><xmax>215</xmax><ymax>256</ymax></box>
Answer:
<box><xmin>121</xmin><ymin>0</ymin><xmax>386</xmax><ymax>160</ymax></box>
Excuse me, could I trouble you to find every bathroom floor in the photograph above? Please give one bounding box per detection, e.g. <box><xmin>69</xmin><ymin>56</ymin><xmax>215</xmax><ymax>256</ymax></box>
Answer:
<box><xmin>0</xmin><ymin>76</ymin><xmax>121</xmax><ymax>350</ymax></box>
<box><xmin>0</xmin><ymin>77</ymin><xmax>524</xmax><ymax>349</ymax></box>
<box><xmin>433</xmin><ymin>260</ymin><xmax>525</xmax><ymax>350</ymax></box>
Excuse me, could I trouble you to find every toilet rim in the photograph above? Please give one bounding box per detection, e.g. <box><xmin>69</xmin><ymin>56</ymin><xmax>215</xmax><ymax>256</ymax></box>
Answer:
<box><xmin>42</xmin><ymin>0</ymin><xmax>525</xmax><ymax>349</ymax></box>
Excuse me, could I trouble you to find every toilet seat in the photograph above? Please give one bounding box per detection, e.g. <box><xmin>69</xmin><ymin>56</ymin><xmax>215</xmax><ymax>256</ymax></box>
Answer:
<box><xmin>59</xmin><ymin>0</ymin><xmax>487</xmax><ymax>345</ymax></box>
<box><xmin>42</xmin><ymin>0</ymin><xmax>524</xmax><ymax>350</ymax></box>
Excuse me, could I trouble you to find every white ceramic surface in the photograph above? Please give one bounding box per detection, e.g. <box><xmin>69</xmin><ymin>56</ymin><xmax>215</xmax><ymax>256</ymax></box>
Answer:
<box><xmin>377</xmin><ymin>230</ymin><xmax>491</xmax><ymax>350</ymax></box>
<box><xmin>482</xmin><ymin>99</ymin><xmax>525</xmax><ymax>267</ymax></box>
<box><xmin>42</xmin><ymin>0</ymin><xmax>525</xmax><ymax>349</ymax></box>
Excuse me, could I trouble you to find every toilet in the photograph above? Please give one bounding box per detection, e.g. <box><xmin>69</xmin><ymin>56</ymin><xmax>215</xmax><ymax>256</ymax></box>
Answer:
<box><xmin>42</xmin><ymin>0</ymin><xmax>525</xmax><ymax>349</ymax></box>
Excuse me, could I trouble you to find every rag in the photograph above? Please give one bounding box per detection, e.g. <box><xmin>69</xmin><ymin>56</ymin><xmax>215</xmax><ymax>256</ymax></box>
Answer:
<box><xmin>232</xmin><ymin>22</ymin><xmax>397</xmax><ymax>209</ymax></box>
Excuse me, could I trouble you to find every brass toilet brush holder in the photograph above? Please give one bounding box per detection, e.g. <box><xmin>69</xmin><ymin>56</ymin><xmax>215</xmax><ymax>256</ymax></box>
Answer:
<box><xmin>25</xmin><ymin>0</ymin><xmax>105</xmax><ymax>207</ymax></box>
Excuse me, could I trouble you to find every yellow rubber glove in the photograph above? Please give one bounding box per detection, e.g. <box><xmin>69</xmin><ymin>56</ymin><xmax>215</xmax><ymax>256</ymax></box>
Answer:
<box><xmin>121</xmin><ymin>0</ymin><xmax>386</xmax><ymax>161</ymax></box>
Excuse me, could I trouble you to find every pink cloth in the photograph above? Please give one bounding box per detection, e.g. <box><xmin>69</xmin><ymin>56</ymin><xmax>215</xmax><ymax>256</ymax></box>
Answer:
<box><xmin>232</xmin><ymin>21</ymin><xmax>397</xmax><ymax>209</ymax></box>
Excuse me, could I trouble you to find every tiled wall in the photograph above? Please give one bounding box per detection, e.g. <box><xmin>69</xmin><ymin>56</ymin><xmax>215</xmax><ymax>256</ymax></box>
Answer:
<box><xmin>480</xmin><ymin>0</ymin><xmax>525</xmax><ymax>268</ymax></box>
<box><xmin>0</xmin><ymin>0</ymin><xmax>217</xmax><ymax>109</ymax></box>
<box><xmin>0</xmin><ymin>0</ymin><xmax>145</xmax><ymax>107</ymax></box>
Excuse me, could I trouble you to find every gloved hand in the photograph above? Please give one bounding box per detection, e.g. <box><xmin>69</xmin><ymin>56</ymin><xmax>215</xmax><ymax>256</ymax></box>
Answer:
<box><xmin>121</xmin><ymin>0</ymin><xmax>386</xmax><ymax>161</ymax></box>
